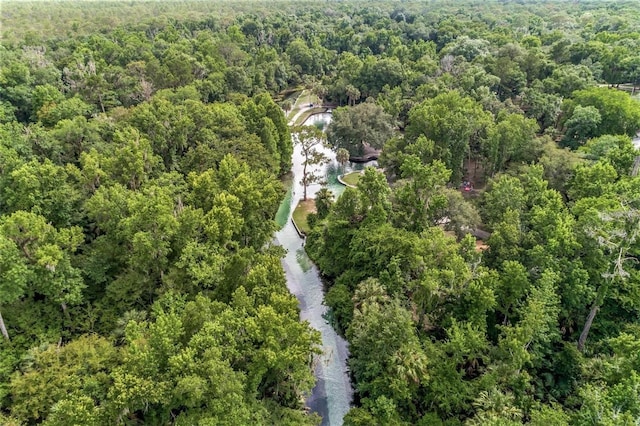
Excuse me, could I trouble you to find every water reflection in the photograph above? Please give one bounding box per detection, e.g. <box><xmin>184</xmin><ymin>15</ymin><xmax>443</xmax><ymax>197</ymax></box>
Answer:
<box><xmin>276</xmin><ymin>112</ymin><xmax>379</xmax><ymax>425</ymax></box>
<box><xmin>275</xmin><ymin>111</ymin><xmax>353</xmax><ymax>426</ymax></box>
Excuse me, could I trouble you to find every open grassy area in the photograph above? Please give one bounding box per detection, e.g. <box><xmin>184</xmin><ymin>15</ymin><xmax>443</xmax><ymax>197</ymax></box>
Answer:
<box><xmin>341</xmin><ymin>171</ymin><xmax>362</xmax><ymax>187</ymax></box>
<box><xmin>296</xmin><ymin>91</ymin><xmax>321</xmax><ymax>108</ymax></box>
<box><xmin>287</xmin><ymin>89</ymin><xmax>321</xmax><ymax>122</ymax></box>
<box><xmin>292</xmin><ymin>199</ymin><xmax>316</xmax><ymax>235</ymax></box>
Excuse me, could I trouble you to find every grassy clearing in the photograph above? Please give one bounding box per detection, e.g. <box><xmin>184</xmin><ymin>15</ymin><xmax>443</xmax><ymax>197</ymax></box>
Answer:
<box><xmin>296</xmin><ymin>91</ymin><xmax>321</xmax><ymax>108</ymax></box>
<box><xmin>292</xmin><ymin>199</ymin><xmax>316</xmax><ymax>235</ymax></box>
<box><xmin>341</xmin><ymin>171</ymin><xmax>362</xmax><ymax>187</ymax></box>
<box><xmin>288</xmin><ymin>105</ymin><xmax>302</xmax><ymax>121</ymax></box>
<box><xmin>287</xmin><ymin>89</ymin><xmax>321</xmax><ymax>121</ymax></box>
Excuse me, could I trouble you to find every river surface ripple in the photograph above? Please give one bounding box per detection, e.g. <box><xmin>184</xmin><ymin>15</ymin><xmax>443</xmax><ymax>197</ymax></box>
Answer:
<box><xmin>274</xmin><ymin>112</ymin><xmax>352</xmax><ymax>425</ymax></box>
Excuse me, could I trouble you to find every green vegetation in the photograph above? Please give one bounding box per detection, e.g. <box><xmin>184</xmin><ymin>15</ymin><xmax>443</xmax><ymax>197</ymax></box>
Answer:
<box><xmin>1</xmin><ymin>0</ymin><xmax>640</xmax><ymax>424</ymax></box>
<box><xmin>295</xmin><ymin>125</ymin><xmax>327</xmax><ymax>200</ymax></box>
<box><xmin>327</xmin><ymin>102</ymin><xmax>395</xmax><ymax>157</ymax></box>
<box><xmin>292</xmin><ymin>199</ymin><xmax>316</xmax><ymax>235</ymax></box>
<box><xmin>288</xmin><ymin>90</ymin><xmax>322</xmax><ymax>121</ymax></box>
<box><xmin>341</xmin><ymin>171</ymin><xmax>362</xmax><ymax>187</ymax></box>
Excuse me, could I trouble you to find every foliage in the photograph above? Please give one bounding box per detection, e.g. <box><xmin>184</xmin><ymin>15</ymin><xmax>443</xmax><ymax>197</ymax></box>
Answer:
<box><xmin>406</xmin><ymin>91</ymin><xmax>493</xmax><ymax>183</ymax></box>
<box><xmin>326</xmin><ymin>102</ymin><xmax>395</xmax><ymax>157</ymax></box>
<box><xmin>294</xmin><ymin>125</ymin><xmax>327</xmax><ymax>201</ymax></box>
<box><xmin>2</xmin><ymin>0</ymin><xmax>640</xmax><ymax>424</ymax></box>
<box><xmin>565</xmin><ymin>87</ymin><xmax>640</xmax><ymax>138</ymax></box>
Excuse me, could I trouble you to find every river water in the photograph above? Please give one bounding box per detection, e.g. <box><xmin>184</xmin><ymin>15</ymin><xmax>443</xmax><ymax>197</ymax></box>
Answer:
<box><xmin>274</xmin><ymin>113</ymin><xmax>362</xmax><ymax>426</ymax></box>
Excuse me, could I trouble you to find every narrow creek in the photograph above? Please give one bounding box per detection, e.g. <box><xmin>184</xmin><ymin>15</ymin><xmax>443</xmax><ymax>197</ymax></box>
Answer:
<box><xmin>274</xmin><ymin>112</ymin><xmax>357</xmax><ymax>425</ymax></box>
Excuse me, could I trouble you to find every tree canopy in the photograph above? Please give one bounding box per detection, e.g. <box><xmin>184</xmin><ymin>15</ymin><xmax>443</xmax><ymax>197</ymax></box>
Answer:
<box><xmin>326</xmin><ymin>102</ymin><xmax>395</xmax><ymax>157</ymax></box>
<box><xmin>2</xmin><ymin>0</ymin><xmax>640</xmax><ymax>424</ymax></box>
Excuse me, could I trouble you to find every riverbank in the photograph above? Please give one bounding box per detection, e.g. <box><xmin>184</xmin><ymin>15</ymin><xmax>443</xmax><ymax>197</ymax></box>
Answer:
<box><xmin>275</xmin><ymin>110</ymin><xmax>353</xmax><ymax>425</ymax></box>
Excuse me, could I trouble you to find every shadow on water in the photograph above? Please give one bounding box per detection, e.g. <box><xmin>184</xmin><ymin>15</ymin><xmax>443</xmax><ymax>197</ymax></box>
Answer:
<box><xmin>275</xmin><ymin>185</ymin><xmax>293</xmax><ymax>228</ymax></box>
<box><xmin>296</xmin><ymin>248</ymin><xmax>313</xmax><ymax>273</ymax></box>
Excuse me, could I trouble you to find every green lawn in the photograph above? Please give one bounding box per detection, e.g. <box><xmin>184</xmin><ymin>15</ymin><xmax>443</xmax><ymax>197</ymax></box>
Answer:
<box><xmin>292</xmin><ymin>199</ymin><xmax>316</xmax><ymax>235</ymax></box>
<box><xmin>341</xmin><ymin>171</ymin><xmax>362</xmax><ymax>187</ymax></box>
<box><xmin>287</xmin><ymin>89</ymin><xmax>321</xmax><ymax>122</ymax></box>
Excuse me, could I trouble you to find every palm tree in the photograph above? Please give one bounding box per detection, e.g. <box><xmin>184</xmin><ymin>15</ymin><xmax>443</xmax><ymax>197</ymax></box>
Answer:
<box><xmin>282</xmin><ymin>99</ymin><xmax>293</xmax><ymax>115</ymax></box>
<box><xmin>311</xmin><ymin>79</ymin><xmax>327</xmax><ymax>104</ymax></box>
<box><xmin>345</xmin><ymin>84</ymin><xmax>361</xmax><ymax>107</ymax></box>
<box><xmin>315</xmin><ymin>187</ymin><xmax>334</xmax><ymax>219</ymax></box>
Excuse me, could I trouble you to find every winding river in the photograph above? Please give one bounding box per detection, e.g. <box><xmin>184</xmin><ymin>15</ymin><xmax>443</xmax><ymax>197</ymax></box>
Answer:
<box><xmin>274</xmin><ymin>112</ymin><xmax>355</xmax><ymax>425</ymax></box>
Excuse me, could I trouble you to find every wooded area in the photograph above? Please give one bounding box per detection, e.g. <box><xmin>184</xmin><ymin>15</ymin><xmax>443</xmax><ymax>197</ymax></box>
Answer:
<box><xmin>1</xmin><ymin>0</ymin><xmax>640</xmax><ymax>424</ymax></box>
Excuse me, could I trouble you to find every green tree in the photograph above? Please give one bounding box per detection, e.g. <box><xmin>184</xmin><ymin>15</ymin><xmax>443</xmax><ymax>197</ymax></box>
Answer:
<box><xmin>577</xmin><ymin>205</ymin><xmax>640</xmax><ymax>352</ymax></box>
<box><xmin>579</xmin><ymin>134</ymin><xmax>639</xmax><ymax>177</ymax></box>
<box><xmin>213</xmin><ymin>155</ymin><xmax>283</xmax><ymax>248</ymax></box>
<box><xmin>282</xmin><ymin>99</ymin><xmax>293</xmax><ymax>115</ymax></box>
<box><xmin>347</xmin><ymin>279</ymin><xmax>428</xmax><ymax>414</ymax></box>
<box><xmin>542</xmin><ymin>64</ymin><xmax>595</xmax><ymax>98</ymax></box>
<box><xmin>345</xmin><ymin>84</ymin><xmax>361</xmax><ymax>107</ymax></box>
<box><xmin>485</xmin><ymin>43</ymin><xmax>527</xmax><ymax>100</ymax></box>
<box><xmin>242</xmin><ymin>93</ymin><xmax>293</xmax><ymax>175</ymax></box>
<box><xmin>497</xmin><ymin>270</ymin><xmax>560</xmax><ymax>372</ymax></box>
<box><xmin>481</xmin><ymin>175</ymin><xmax>526</xmax><ymax>229</ymax></box>
<box><xmin>102</xmin><ymin>126</ymin><xmax>162</xmax><ymax>190</ymax></box>
<box><xmin>0</xmin><ymin>59</ymin><xmax>34</xmax><ymax>122</ymax></box>
<box><xmin>567</xmin><ymin>87</ymin><xmax>640</xmax><ymax>138</ymax></box>
<box><xmin>538</xmin><ymin>138</ymin><xmax>582</xmax><ymax>196</ymax></box>
<box><xmin>1</xmin><ymin>158</ymin><xmax>82</xmax><ymax>227</ymax></box>
<box><xmin>484</xmin><ymin>112</ymin><xmax>540</xmax><ymax>175</ymax></box>
<box><xmin>315</xmin><ymin>187</ymin><xmax>334</xmax><ymax>220</ymax></box>
<box><xmin>438</xmin><ymin>188</ymin><xmax>481</xmax><ymax>239</ymax></box>
<box><xmin>568</xmin><ymin>161</ymin><xmax>618</xmax><ymax>201</ymax></box>
<box><xmin>294</xmin><ymin>125</ymin><xmax>327</xmax><ymax>201</ymax></box>
<box><xmin>0</xmin><ymin>211</ymin><xmax>84</xmax><ymax>335</ymax></box>
<box><xmin>357</xmin><ymin>167</ymin><xmax>392</xmax><ymax>225</ymax></box>
<box><xmin>467</xmin><ymin>389</ymin><xmax>523</xmax><ymax>425</ymax></box>
<box><xmin>31</xmin><ymin>84</ymin><xmax>64</xmax><ymax>122</ymax></box>
<box><xmin>286</xmin><ymin>38</ymin><xmax>316</xmax><ymax>75</ymax></box>
<box><xmin>391</xmin><ymin>156</ymin><xmax>451</xmax><ymax>233</ymax></box>
<box><xmin>336</xmin><ymin>147</ymin><xmax>350</xmax><ymax>172</ymax></box>
<box><xmin>0</xmin><ymin>233</ymin><xmax>29</xmax><ymax>339</ymax></box>
<box><xmin>562</xmin><ymin>105</ymin><xmax>602</xmax><ymax>148</ymax></box>
<box><xmin>9</xmin><ymin>335</ymin><xmax>118</xmax><ymax>423</ymax></box>
<box><xmin>406</xmin><ymin>91</ymin><xmax>493</xmax><ymax>183</ymax></box>
<box><xmin>326</xmin><ymin>102</ymin><xmax>395</xmax><ymax>157</ymax></box>
<box><xmin>521</xmin><ymin>85</ymin><xmax>562</xmax><ymax>131</ymax></box>
<box><xmin>37</xmin><ymin>96</ymin><xmax>92</xmax><ymax>128</ymax></box>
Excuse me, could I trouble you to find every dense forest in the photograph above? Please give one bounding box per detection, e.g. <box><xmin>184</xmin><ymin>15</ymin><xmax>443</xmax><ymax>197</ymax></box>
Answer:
<box><xmin>1</xmin><ymin>0</ymin><xmax>640</xmax><ymax>424</ymax></box>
